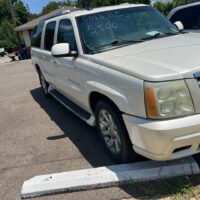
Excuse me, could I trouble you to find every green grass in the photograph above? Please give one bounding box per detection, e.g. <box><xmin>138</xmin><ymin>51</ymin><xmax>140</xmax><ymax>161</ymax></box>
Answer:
<box><xmin>162</xmin><ymin>177</ymin><xmax>195</xmax><ymax>200</ymax></box>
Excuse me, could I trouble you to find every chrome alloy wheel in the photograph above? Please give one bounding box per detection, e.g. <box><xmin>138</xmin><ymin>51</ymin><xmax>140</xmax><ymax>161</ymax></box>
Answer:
<box><xmin>98</xmin><ymin>109</ymin><xmax>122</xmax><ymax>154</ymax></box>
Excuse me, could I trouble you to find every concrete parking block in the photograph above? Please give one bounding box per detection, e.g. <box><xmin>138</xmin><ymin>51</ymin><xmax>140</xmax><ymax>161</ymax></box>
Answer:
<box><xmin>21</xmin><ymin>156</ymin><xmax>200</xmax><ymax>199</ymax></box>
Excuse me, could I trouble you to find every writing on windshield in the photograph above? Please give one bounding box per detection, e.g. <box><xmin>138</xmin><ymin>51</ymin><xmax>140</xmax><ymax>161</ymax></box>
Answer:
<box><xmin>77</xmin><ymin>6</ymin><xmax>178</xmax><ymax>54</ymax></box>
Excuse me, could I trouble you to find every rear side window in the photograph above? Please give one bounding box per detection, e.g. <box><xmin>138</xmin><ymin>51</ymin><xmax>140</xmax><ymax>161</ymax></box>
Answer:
<box><xmin>57</xmin><ymin>19</ymin><xmax>77</xmax><ymax>51</ymax></box>
<box><xmin>170</xmin><ymin>5</ymin><xmax>200</xmax><ymax>29</ymax></box>
<box><xmin>44</xmin><ymin>21</ymin><xmax>56</xmax><ymax>51</ymax></box>
<box><xmin>31</xmin><ymin>22</ymin><xmax>44</xmax><ymax>48</ymax></box>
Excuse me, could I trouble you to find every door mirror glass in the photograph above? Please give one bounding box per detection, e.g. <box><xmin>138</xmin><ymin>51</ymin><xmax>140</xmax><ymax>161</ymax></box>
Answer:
<box><xmin>51</xmin><ymin>43</ymin><xmax>70</xmax><ymax>57</ymax></box>
<box><xmin>174</xmin><ymin>21</ymin><xmax>184</xmax><ymax>31</ymax></box>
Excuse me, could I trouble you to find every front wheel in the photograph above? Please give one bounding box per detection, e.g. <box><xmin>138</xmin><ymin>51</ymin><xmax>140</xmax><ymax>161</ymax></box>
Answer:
<box><xmin>39</xmin><ymin>72</ymin><xmax>51</xmax><ymax>98</ymax></box>
<box><xmin>95</xmin><ymin>100</ymin><xmax>139</xmax><ymax>163</ymax></box>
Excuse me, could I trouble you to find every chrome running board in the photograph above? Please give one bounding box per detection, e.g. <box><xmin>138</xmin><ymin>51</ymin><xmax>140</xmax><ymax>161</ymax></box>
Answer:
<box><xmin>49</xmin><ymin>88</ymin><xmax>95</xmax><ymax>126</ymax></box>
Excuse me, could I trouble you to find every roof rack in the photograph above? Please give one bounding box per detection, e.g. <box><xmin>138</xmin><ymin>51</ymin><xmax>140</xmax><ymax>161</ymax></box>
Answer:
<box><xmin>39</xmin><ymin>8</ymin><xmax>81</xmax><ymax>23</ymax></box>
<box><xmin>120</xmin><ymin>3</ymin><xmax>129</xmax><ymax>5</ymax></box>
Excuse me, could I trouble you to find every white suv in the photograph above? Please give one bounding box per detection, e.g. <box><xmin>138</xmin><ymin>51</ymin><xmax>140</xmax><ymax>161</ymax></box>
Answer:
<box><xmin>31</xmin><ymin>4</ymin><xmax>200</xmax><ymax>163</ymax></box>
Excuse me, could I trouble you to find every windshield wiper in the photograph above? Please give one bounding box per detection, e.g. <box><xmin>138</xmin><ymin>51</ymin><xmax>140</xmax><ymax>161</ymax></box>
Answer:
<box><xmin>141</xmin><ymin>32</ymin><xmax>180</xmax><ymax>41</ymax></box>
<box><xmin>163</xmin><ymin>32</ymin><xmax>181</xmax><ymax>36</ymax></box>
<box><xmin>113</xmin><ymin>39</ymin><xmax>144</xmax><ymax>45</ymax></box>
<box><xmin>141</xmin><ymin>33</ymin><xmax>163</xmax><ymax>41</ymax></box>
<box><xmin>95</xmin><ymin>39</ymin><xmax>143</xmax><ymax>50</ymax></box>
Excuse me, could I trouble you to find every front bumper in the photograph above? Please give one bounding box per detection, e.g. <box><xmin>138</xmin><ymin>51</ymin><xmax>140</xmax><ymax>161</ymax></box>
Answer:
<box><xmin>123</xmin><ymin>114</ymin><xmax>200</xmax><ymax>161</ymax></box>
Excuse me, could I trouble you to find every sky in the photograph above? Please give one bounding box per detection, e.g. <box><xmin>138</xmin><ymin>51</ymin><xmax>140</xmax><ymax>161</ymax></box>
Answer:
<box><xmin>22</xmin><ymin>0</ymin><xmax>165</xmax><ymax>14</ymax></box>
<box><xmin>22</xmin><ymin>0</ymin><xmax>67</xmax><ymax>14</ymax></box>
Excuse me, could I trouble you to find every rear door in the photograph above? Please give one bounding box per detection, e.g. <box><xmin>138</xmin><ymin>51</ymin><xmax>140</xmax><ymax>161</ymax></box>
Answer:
<box><xmin>42</xmin><ymin>21</ymin><xmax>57</xmax><ymax>85</ymax></box>
<box><xmin>31</xmin><ymin>22</ymin><xmax>45</xmax><ymax>72</ymax></box>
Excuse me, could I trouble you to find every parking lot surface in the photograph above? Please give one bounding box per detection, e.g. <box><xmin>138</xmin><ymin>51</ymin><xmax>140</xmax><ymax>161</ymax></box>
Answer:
<box><xmin>0</xmin><ymin>60</ymin><xmax>200</xmax><ymax>200</ymax></box>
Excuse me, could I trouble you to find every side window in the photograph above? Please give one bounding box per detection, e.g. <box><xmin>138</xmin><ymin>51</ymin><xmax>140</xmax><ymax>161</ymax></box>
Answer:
<box><xmin>44</xmin><ymin>21</ymin><xmax>56</xmax><ymax>51</ymax></box>
<box><xmin>57</xmin><ymin>19</ymin><xmax>77</xmax><ymax>51</ymax></box>
<box><xmin>31</xmin><ymin>22</ymin><xmax>44</xmax><ymax>48</ymax></box>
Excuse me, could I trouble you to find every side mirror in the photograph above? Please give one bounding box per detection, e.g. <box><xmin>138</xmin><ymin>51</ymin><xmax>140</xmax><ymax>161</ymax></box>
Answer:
<box><xmin>174</xmin><ymin>21</ymin><xmax>184</xmax><ymax>31</ymax></box>
<box><xmin>51</xmin><ymin>43</ymin><xmax>69</xmax><ymax>57</ymax></box>
<box><xmin>51</xmin><ymin>43</ymin><xmax>77</xmax><ymax>57</ymax></box>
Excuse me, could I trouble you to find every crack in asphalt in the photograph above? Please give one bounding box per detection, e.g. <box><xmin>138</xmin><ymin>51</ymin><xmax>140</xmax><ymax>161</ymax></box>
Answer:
<box><xmin>0</xmin><ymin>155</ymin><xmax>84</xmax><ymax>171</ymax></box>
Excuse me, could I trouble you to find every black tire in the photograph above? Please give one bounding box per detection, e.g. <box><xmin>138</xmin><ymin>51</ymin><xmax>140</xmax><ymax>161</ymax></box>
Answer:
<box><xmin>95</xmin><ymin>100</ymin><xmax>139</xmax><ymax>163</ymax></box>
<box><xmin>39</xmin><ymin>71</ymin><xmax>51</xmax><ymax>98</ymax></box>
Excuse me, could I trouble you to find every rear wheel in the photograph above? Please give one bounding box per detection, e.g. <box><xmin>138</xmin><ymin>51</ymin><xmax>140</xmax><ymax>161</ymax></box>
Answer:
<box><xmin>39</xmin><ymin>72</ymin><xmax>51</xmax><ymax>98</ymax></box>
<box><xmin>95</xmin><ymin>100</ymin><xmax>139</xmax><ymax>163</ymax></box>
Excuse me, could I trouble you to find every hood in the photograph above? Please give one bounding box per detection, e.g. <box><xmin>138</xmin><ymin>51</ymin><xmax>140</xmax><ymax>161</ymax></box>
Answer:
<box><xmin>89</xmin><ymin>32</ymin><xmax>200</xmax><ymax>81</ymax></box>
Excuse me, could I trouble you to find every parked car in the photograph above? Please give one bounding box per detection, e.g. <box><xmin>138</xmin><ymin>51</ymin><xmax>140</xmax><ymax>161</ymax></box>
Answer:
<box><xmin>0</xmin><ymin>48</ymin><xmax>5</xmax><ymax>57</ymax></box>
<box><xmin>31</xmin><ymin>4</ymin><xmax>200</xmax><ymax>163</ymax></box>
<box><xmin>168</xmin><ymin>2</ymin><xmax>200</xmax><ymax>32</ymax></box>
<box><xmin>12</xmin><ymin>44</ymin><xmax>29</xmax><ymax>60</ymax></box>
<box><xmin>12</xmin><ymin>46</ymin><xmax>19</xmax><ymax>56</ymax></box>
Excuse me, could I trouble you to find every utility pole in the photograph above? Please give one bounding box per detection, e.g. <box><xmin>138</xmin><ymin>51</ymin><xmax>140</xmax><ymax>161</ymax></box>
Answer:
<box><xmin>8</xmin><ymin>0</ymin><xmax>16</xmax><ymax>27</ymax></box>
<box><xmin>8</xmin><ymin>0</ymin><xmax>21</xmax><ymax>44</ymax></box>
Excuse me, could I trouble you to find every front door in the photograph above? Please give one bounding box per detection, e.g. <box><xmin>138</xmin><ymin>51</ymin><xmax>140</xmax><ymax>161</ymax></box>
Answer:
<box><xmin>53</xmin><ymin>19</ymin><xmax>83</xmax><ymax>106</ymax></box>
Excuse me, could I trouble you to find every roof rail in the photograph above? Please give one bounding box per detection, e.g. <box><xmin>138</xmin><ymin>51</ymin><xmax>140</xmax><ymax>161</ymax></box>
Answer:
<box><xmin>39</xmin><ymin>8</ymin><xmax>81</xmax><ymax>23</ymax></box>
<box><xmin>120</xmin><ymin>3</ymin><xmax>129</xmax><ymax>5</ymax></box>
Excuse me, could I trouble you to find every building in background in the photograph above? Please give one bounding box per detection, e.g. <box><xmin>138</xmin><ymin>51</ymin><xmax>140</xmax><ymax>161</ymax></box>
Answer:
<box><xmin>14</xmin><ymin>6</ymin><xmax>73</xmax><ymax>53</ymax></box>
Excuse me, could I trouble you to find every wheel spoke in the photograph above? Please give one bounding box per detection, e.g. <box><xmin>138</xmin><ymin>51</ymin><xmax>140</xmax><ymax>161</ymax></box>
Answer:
<box><xmin>114</xmin><ymin>138</ymin><xmax>120</xmax><ymax>152</ymax></box>
<box><xmin>108</xmin><ymin>114</ymin><xmax>114</xmax><ymax>127</ymax></box>
<box><xmin>110</xmin><ymin>137</ymin><xmax>115</xmax><ymax>147</ymax></box>
<box><xmin>99</xmin><ymin>118</ymin><xmax>108</xmax><ymax>127</ymax></box>
<box><xmin>102</xmin><ymin>112</ymin><xmax>110</xmax><ymax>124</ymax></box>
<box><xmin>102</xmin><ymin>129</ymin><xmax>110</xmax><ymax>136</ymax></box>
<box><xmin>115</xmin><ymin>133</ymin><xmax>121</xmax><ymax>144</ymax></box>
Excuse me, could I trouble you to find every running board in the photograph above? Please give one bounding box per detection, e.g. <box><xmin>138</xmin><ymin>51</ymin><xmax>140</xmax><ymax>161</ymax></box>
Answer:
<box><xmin>49</xmin><ymin>89</ymin><xmax>95</xmax><ymax>126</ymax></box>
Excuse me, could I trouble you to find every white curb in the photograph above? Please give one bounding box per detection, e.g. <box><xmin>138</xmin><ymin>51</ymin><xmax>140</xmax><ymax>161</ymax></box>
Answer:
<box><xmin>21</xmin><ymin>157</ymin><xmax>200</xmax><ymax>199</ymax></box>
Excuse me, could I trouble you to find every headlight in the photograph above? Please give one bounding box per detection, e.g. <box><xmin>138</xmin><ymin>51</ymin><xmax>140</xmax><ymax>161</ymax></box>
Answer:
<box><xmin>144</xmin><ymin>80</ymin><xmax>194</xmax><ymax>119</ymax></box>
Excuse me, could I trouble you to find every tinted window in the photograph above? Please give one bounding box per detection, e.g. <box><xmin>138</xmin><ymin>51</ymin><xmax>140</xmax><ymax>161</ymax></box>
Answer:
<box><xmin>31</xmin><ymin>22</ymin><xmax>44</xmax><ymax>48</ymax></box>
<box><xmin>44</xmin><ymin>21</ymin><xmax>56</xmax><ymax>51</ymax></box>
<box><xmin>170</xmin><ymin>5</ymin><xmax>200</xmax><ymax>29</ymax></box>
<box><xmin>57</xmin><ymin>19</ymin><xmax>77</xmax><ymax>51</ymax></box>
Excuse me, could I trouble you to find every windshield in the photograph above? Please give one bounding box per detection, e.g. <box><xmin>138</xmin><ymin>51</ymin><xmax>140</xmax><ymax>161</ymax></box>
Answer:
<box><xmin>76</xmin><ymin>6</ymin><xmax>179</xmax><ymax>54</ymax></box>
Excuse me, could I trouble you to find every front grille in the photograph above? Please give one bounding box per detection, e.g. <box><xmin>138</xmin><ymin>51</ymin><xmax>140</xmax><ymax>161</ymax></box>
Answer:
<box><xmin>194</xmin><ymin>72</ymin><xmax>200</xmax><ymax>87</ymax></box>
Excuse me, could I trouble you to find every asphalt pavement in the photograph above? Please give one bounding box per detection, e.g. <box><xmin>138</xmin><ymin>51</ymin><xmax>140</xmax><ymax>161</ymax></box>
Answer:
<box><xmin>0</xmin><ymin>60</ymin><xmax>199</xmax><ymax>200</ymax></box>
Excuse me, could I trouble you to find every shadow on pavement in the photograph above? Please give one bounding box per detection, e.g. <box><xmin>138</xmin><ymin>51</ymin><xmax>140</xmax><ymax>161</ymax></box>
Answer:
<box><xmin>30</xmin><ymin>87</ymin><xmax>200</xmax><ymax>200</ymax></box>
<box><xmin>30</xmin><ymin>87</ymin><xmax>115</xmax><ymax>167</ymax></box>
<box><xmin>47</xmin><ymin>134</ymin><xmax>68</xmax><ymax>141</ymax></box>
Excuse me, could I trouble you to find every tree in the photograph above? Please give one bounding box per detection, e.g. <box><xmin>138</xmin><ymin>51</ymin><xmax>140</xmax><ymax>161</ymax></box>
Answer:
<box><xmin>41</xmin><ymin>1</ymin><xmax>74</xmax><ymax>15</ymax></box>
<box><xmin>153</xmin><ymin>0</ymin><xmax>194</xmax><ymax>16</ymax></box>
<box><xmin>0</xmin><ymin>0</ymin><xmax>31</xmax><ymax>48</ymax></box>
<box><xmin>0</xmin><ymin>0</ymin><xmax>30</xmax><ymax>25</ymax></box>
<box><xmin>153</xmin><ymin>1</ymin><xmax>174</xmax><ymax>16</ymax></box>
<box><xmin>173</xmin><ymin>0</ymin><xmax>193</xmax><ymax>7</ymax></box>
<box><xmin>0</xmin><ymin>19</ymin><xmax>17</xmax><ymax>48</ymax></box>
<box><xmin>0</xmin><ymin>0</ymin><xmax>11</xmax><ymax>21</ymax></box>
<box><xmin>14</xmin><ymin>0</ymin><xmax>30</xmax><ymax>25</ymax></box>
<box><xmin>29</xmin><ymin>13</ymin><xmax>40</xmax><ymax>21</ymax></box>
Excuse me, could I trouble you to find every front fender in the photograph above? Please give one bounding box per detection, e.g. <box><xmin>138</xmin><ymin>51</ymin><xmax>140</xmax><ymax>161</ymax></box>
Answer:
<box><xmin>87</xmin><ymin>80</ymin><xmax>128</xmax><ymax>111</ymax></box>
<box><xmin>86</xmin><ymin>80</ymin><xmax>145</xmax><ymax>117</ymax></box>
